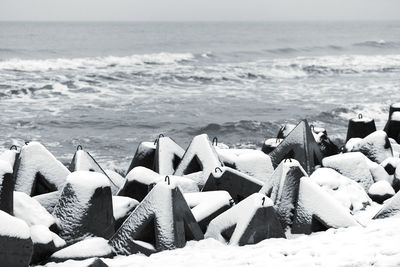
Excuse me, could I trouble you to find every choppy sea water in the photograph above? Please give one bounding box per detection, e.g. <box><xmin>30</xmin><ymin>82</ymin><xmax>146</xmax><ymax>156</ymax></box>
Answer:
<box><xmin>0</xmin><ymin>21</ymin><xmax>399</xmax><ymax>171</ymax></box>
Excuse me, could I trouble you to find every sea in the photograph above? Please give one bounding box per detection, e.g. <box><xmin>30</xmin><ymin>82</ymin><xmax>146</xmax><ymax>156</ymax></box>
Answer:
<box><xmin>0</xmin><ymin>21</ymin><xmax>399</xmax><ymax>171</ymax></box>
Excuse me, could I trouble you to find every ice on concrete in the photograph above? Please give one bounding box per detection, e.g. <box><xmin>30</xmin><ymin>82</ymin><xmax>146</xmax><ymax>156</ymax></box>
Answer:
<box><xmin>205</xmin><ymin>193</ymin><xmax>285</xmax><ymax>245</ymax></box>
<box><xmin>322</xmin><ymin>152</ymin><xmax>374</xmax><ymax>191</ymax></box>
<box><xmin>174</xmin><ymin>134</ymin><xmax>223</xmax><ymax>187</ymax></box>
<box><xmin>14</xmin><ymin>191</ymin><xmax>56</xmax><ymax>228</ymax></box>
<box><xmin>292</xmin><ymin>177</ymin><xmax>359</xmax><ymax>234</ymax></box>
<box><xmin>14</xmin><ymin>142</ymin><xmax>70</xmax><ymax>195</ymax></box>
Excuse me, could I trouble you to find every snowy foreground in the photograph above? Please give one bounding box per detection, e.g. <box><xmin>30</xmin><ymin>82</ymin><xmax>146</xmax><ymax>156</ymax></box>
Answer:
<box><xmin>41</xmin><ymin>217</ymin><xmax>400</xmax><ymax>267</ymax></box>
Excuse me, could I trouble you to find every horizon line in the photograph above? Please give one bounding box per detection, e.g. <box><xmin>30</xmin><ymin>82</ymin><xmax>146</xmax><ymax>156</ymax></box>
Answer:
<box><xmin>1</xmin><ymin>19</ymin><xmax>400</xmax><ymax>23</ymax></box>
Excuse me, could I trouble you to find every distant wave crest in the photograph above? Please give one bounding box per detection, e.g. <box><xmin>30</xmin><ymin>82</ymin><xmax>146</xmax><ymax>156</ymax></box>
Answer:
<box><xmin>0</xmin><ymin>52</ymin><xmax>195</xmax><ymax>71</ymax></box>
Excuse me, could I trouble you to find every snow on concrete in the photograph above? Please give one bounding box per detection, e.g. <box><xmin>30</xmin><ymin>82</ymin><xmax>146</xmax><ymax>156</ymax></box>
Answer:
<box><xmin>0</xmin><ymin>159</ymin><xmax>13</xmax><ymax>177</ymax></box>
<box><xmin>322</xmin><ymin>152</ymin><xmax>374</xmax><ymax>191</ymax></box>
<box><xmin>174</xmin><ymin>134</ymin><xmax>223</xmax><ymax>186</ymax></box>
<box><xmin>391</xmin><ymin>111</ymin><xmax>400</xmax><ymax>121</ymax></box>
<box><xmin>374</xmin><ymin>189</ymin><xmax>400</xmax><ymax>219</ymax></box>
<box><xmin>381</xmin><ymin>157</ymin><xmax>400</xmax><ymax>174</ymax></box>
<box><xmin>216</xmin><ymin>148</ymin><xmax>274</xmax><ymax>183</ymax></box>
<box><xmin>112</xmin><ymin>196</ymin><xmax>139</xmax><ymax>222</ymax></box>
<box><xmin>33</xmin><ymin>191</ymin><xmax>62</xmax><ymax>214</ymax></box>
<box><xmin>105</xmin><ymin>169</ymin><xmax>126</xmax><ymax>189</ymax></box>
<box><xmin>347</xmin><ymin>131</ymin><xmax>393</xmax><ymax>164</ymax></box>
<box><xmin>125</xmin><ymin>166</ymin><xmax>199</xmax><ymax>193</ymax></box>
<box><xmin>293</xmin><ymin>177</ymin><xmax>359</xmax><ymax>233</ymax></box>
<box><xmin>310</xmin><ymin>168</ymin><xmax>372</xmax><ymax>213</ymax></box>
<box><xmin>71</xmin><ymin>150</ymin><xmax>125</xmax><ymax>194</ymax></box>
<box><xmin>369</xmin><ymin>181</ymin><xmax>395</xmax><ymax>197</ymax></box>
<box><xmin>0</xmin><ymin>150</ymin><xmax>17</xmax><ymax>170</ymax></box>
<box><xmin>52</xmin><ymin>171</ymin><xmax>114</xmax><ymax>244</ymax></box>
<box><xmin>184</xmin><ymin>191</ymin><xmax>232</xmax><ymax>222</ymax></box>
<box><xmin>14</xmin><ymin>191</ymin><xmax>56</xmax><ymax>228</ymax></box>
<box><xmin>66</xmin><ymin>171</ymin><xmax>110</xmax><ymax>201</ymax></box>
<box><xmin>367</xmin><ymin>160</ymin><xmax>393</xmax><ymax>184</ymax></box>
<box><xmin>0</xmin><ymin>209</ymin><xmax>30</xmax><ymax>239</ymax></box>
<box><xmin>205</xmin><ymin>193</ymin><xmax>275</xmax><ymax>245</ymax></box>
<box><xmin>155</xmin><ymin>137</ymin><xmax>185</xmax><ymax>175</ymax></box>
<box><xmin>111</xmin><ymin>181</ymin><xmax>190</xmax><ymax>254</ymax></box>
<box><xmin>50</xmin><ymin>237</ymin><xmax>112</xmax><ymax>260</ymax></box>
<box><xmin>30</xmin><ymin>225</ymin><xmax>66</xmax><ymax>248</ymax></box>
<box><xmin>15</xmin><ymin>142</ymin><xmax>70</xmax><ymax>194</ymax></box>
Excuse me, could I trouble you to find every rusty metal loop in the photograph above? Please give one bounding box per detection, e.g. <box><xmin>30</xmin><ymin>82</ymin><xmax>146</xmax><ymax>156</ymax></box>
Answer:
<box><xmin>9</xmin><ymin>145</ymin><xmax>18</xmax><ymax>150</ymax></box>
<box><xmin>24</xmin><ymin>141</ymin><xmax>30</xmax><ymax>145</ymax></box>
<box><xmin>165</xmin><ymin>175</ymin><xmax>170</xmax><ymax>185</ymax></box>
<box><xmin>358</xmin><ymin>113</ymin><xmax>363</xmax><ymax>119</ymax></box>
<box><xmin>76</xmin><ymin>145</ymin><xmax>83</xmax><ymax>151</ymax></box>
<box><xmin>262</xmin><ymin>197</ymin><xmax>265</xmax><ymax>206</ymax></box>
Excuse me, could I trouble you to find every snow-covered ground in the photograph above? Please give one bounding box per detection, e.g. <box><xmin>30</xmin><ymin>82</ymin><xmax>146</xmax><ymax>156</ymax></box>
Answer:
<box><xmin>40</xmin><ymin>216</ymin><xmax>400</xmax><ymax>267</ymax></box>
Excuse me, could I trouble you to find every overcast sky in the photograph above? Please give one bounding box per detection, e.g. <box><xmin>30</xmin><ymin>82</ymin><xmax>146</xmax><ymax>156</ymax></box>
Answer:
<box><xmin>0</xmin><ymin>0</ymin><xmax>399</xmax><ymax>21</ymax></box>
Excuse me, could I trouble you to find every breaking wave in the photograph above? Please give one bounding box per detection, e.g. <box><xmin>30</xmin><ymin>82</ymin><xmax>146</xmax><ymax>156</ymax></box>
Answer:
<box><xmin>0</xmin><ymin>52</ymin><xmax>195</xmax><ymax>72</ymax></box>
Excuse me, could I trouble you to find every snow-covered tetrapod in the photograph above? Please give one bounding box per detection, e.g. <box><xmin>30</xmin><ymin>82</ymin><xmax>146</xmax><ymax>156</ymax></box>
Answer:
<box><xmin>205</xmin><ymin>193</ymin><xmax>285</xmax><ymax>245</ymax></box>
<box><xmin>70</xmin><ymin>146</ymin><xmax>125</xmax><ymax>194</ymax></box>
<box><xmin>52</xmin><ymin>171</ymin><xmax>115</xmax><ymax>245</ymax></box>
<box><xmin>268</xmin><ymin>120</ymin><xmax>323</xmax><ymax>175</ymax></box>
<box><xmin>174</xmin><ymin>134</ymin><xmax>223</xmax><ymax>187</ymax></box>
<box><xmin>14</xmin><ymin>142</ymin><xmax>70</xmax><ymax>196</ymax></box>
<box><xmin>110</xmin><ymin>181</ymin><xmax>203</xmax><ymax>256</ymax></box>
<box><xmin>202</xmin><ymin>166</ymin><xmax>264</xmax><ymax>203</ymax></box>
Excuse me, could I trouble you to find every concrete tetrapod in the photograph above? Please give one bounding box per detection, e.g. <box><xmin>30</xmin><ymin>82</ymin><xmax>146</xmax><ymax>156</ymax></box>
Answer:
<box><xmin>154</xmin><ymin>136</ymin><xmax>185</xmax><ymax>175</ymax></box>
<box><xmin>0</xmin><ymin>160</ymin><xmax>14</xmax><ymax>214</ymax></box>
<box><xmin>174</xmin><ymin>134</ymin><xmax>223</xmax><ymax>187</ymax></box>
<box><xmin>126</xmin><ymin>141</ymin><xmax>156</xmax><ymax>175</ymax></box>
<box><xmin>0</xmin><ymin>210</ymin><xmax>33</xmax><ymax>267</ymax></box>
<box><xmin>202</xmin><ymin>166</ymin><xmax>264</xmax><ymax>203</ymax></box>
<box><xmin>117</xmin><ymin>166</ymin><xmax>198</xmax><ymax>202</ymax></box>
<box><xmin>52</xmin><ymin>171</ymin><xmax>115</xmax><ymax>245</ymax></box>
<box><xmin>268</xmin><ymin>120</ymin><xmax>323</xmax><ymax>175</ymax></box>
<box><xmin>70</xmin><ymin>146</ymin><xmax>125</xmax><ymax>194</ymax></box>
<box><xmin>292</xmin><ymin>177</ymin><xmax>359</xmax><ymax>234</ymax></box>
<box><xmin>14</xmin><ymin>142</ymin><xmax>70</xmax><ymax>196</ymax></box>
<box><xmin>109</xmin><ymin>181</ymin><xmax>203</xmax><ymax>256</ymax></box>
<box><xmin>260</xmin><ymin>159</ymin><xmax>307</xmax><ymax>229</ymax></box>
<box><xmin>205</xmin><ymin>193</ymin><xmax>285</xmax><ymax>246</ymax></box>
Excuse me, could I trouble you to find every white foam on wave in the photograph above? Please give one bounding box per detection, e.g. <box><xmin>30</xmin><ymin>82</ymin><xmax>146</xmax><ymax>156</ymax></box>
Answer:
<box><xmin>0</xmin><ymin>52</ymin><xmax>195</xmax><ymax>72</ymax></box>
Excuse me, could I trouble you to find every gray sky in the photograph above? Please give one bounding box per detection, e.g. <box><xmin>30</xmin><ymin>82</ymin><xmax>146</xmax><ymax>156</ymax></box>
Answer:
<box><xmin>0</xmin><ymin>0</ymin><xmax>399</xmax><ymax>21</ymax></box>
